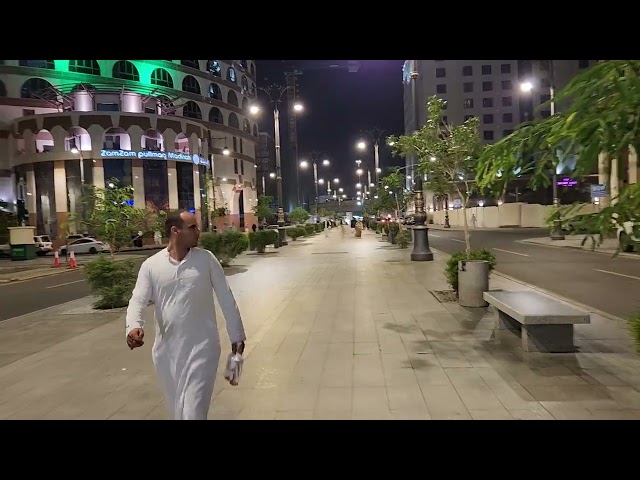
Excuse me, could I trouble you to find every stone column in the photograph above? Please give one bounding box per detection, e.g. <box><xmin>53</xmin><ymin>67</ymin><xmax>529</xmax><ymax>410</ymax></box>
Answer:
<box><xmin>193</xmin><ymin>164</ymin><xmax>202</xmax><ymax>226</ymax></box>
<box><xmin>167</xmin><ymin>160</ymin><xmax>178</xmax><ymax>209</ymax></box>
<box><xmin>26</xmin><ymin>165</ymin><xmax>36</xmax><ymax>226</ymax></box>
<box><xmin>132</xmin><ymin>159</ymin><xmax>145</xmax><ymax>208</ymax></box>
<box><xmin>93</xmin><ymin>159</ymin><xmax>105</xmax><ymax>190</ymax></box>
<box><xmin>54</xmin><ymin>160</ymin><xmax>68</xmax><ymax>237</ymax></box>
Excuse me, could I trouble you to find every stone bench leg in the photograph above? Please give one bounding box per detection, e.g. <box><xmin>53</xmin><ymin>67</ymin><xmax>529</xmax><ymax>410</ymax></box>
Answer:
<box><xmin>521</xmin><ymin>325</ymin><xmax>575</xmax><ymax>353</ymax></box>
<box><xmin>496</xmin><ymin>310</ymin><xmax>520</xmax><ymax>332</ymax></box>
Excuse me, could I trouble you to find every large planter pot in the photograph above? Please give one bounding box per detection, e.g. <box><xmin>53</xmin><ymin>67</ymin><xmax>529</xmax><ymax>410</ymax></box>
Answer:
<box><xmin>389</xmin><ymin>231</ymin><xmax>397</xmax><ymax>244</ymax></box>
<box><xmin>355</xmin><ymin>228</ymin><xmax>362</xmax><ymax>238</ymax></box>
<box><xmin>458</xmin><ymin>260</ymin><xmax>489</xmax><ymax>307</ymax></box>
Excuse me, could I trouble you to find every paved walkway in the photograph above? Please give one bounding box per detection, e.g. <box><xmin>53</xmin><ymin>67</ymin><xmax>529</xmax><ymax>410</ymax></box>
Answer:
<box><xmin>1</xmin><ymin>226</ymin><xmax>640</xmax><ymax>420</ymax></box>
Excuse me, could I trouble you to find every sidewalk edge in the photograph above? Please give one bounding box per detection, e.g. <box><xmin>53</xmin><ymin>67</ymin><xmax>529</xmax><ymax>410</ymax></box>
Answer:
<box><xmin>518</xmin><ymin>239</ymin><xmax>639</xmax><ymax>259</ymax></box>
<box><xmin>429</xmin><ymin>246</ymin><xmax>627</xmax><ymax>324</ymax></box>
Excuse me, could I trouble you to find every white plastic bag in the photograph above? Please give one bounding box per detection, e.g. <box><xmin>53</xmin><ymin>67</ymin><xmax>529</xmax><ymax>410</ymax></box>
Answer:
<box><xmin>224</xmin><ymin>352</ymin><xmax>243</xmax><ymax>385</ymax></box>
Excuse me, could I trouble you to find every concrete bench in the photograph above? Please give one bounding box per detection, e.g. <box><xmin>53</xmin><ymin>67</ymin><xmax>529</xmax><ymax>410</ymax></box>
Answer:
<box><xmin>483</xmin><ymin>290</ymin><xmax>591</xmax><ymax>353</ymax></box>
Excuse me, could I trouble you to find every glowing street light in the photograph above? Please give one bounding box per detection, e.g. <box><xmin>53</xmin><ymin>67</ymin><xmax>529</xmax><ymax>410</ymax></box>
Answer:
<box><xmin>249</xmin><ymin>105</ymin><xmax>260</xmax><ymax>115</ymax></box>
<box><xmin>318</xmin><ymin>178</ymin><xmax>325</xmax><ymax>185</ymax></box>
<box><xmin>357</xmin><ymin>141</ymin><xmax>366</xmax><ymax>150</ymax></box>
<box><xmin>299</xmin><ymin>160</ymin><xmax>309</xmax><ymax>168</ymax></box>
<box><xmin>356</xmin><ymin>168</ymin><xmax>363</xmax><ymax>176</ymax></box>
<box><xmin>322</xmin><ymin>159</ymin><xmax>330</xmax><ymax>166</ymax></box>
<box><xmin>269</xmin><ymin>172</ymin><xmax>276</xmax><ymax>178</ymax></box>
<box><xmin>520</xmin><ymin>81</ymin><xmax>534</xmax><ymax>93</ymax></box>
<box><xmin>293</xmin><ymin>102</ymin><xmax>304</xmax><ymax>112</ymax></box>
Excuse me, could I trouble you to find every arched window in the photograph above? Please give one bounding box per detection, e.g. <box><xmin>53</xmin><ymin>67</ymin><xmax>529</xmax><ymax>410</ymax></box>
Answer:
<box><xmin>141</xmin><ymin>129</ymin><xmax>164</xmax><ymax>151</ymax></box>
<box><xmin>35</xmin><ymin>130</ymin><xmax>55</xmax><ymax>153</ymax></box>
<box><xmin>208</xmin><ymin>83</ymin><xmax>221</xmax><ymax>100</ymax></box>
<box><xmin>181</xmin><ymin>60</ymin><xmax>200</xmax><ymax>70</ymax></box>
<box><xmin>241</xmin><ymin>75</ymin><xmax>249</xmax><ymax>94</ymax></box>
<box><xmin>103</xmin><ymin>127</ymin><xmax>131</xmax><ymax>150</ymax></box>
<box><xmin>227</xmin><ymin>90</ymin><xmax>238</xmax><ymax>107</ymax></box>
<box><xmin>250</xmin><ymin>63</ymin><xmax>255</xmax><ymax>77</ymax></box>
<box><xmin>207</xmin><ymin>60</ymin><xmax>221</xmax><ymax>76</ymax></box>
<box><xmin>242</xmin><ymin>97</ymin><xmax>248</xmax><ymax>110</ymax></box>
<box><xmin>151</xmin><ymin>68</ymin><xmax>173</xmax><ymax>88</ymax></box>
<box><xmin>228</xmin><ymin>113</ymin><xmax>240</xmax><ymax>129</ymax></box>
<box><xmin>69</xmin><ymin>60</ymin><xmax>100</xmax><ymax>75</ymax></box>
<box><xmin>238</xmin><ymin>60</ymin><xmax>247</xmax><ymax>71</ymax></box>
<box><xmin>250</xmin><ymin>83</ymin><xmax>256</xmax><ymax>96</ymax></box>
<box><xmin>182</xmin><ymin>75</ymin><xmax>201</xmax><ymax>95</ymax></box>
<box><xmin>253</xmin><ymin>124</ymin><xmax>258</xmax><ymax>137</ymax></box>
<box><xmin>243</xmin><ymin>119</ymin><xmax>251</xmax><ymax>133</ymax></box>
<box><xmin>209</xmin><ymin>107</ymin><xmax>224</xmax><ymax>124</ymax></box>
<box><xmin>20</xmin><ymin>78</ymin><xmax>55</xmax><ymax>99</ymax></box>
<box><xmin>183</xmin><ymin>101</ymin><xmax>202</xmax><ymax>120</ymax></box>
<box><xmin>19</xmin><ymin>60</ymin><xmax>54</xmax><ymax>69</ymax></box>
<box><xmin>112</xmin><ymin>61</ymin><xmax>139</xmax><ymax>81</ymax></box>
<box><xmin>227</xmin><ymin>67</ymin><xmax>237</xmax><ymax>83</ymax></box>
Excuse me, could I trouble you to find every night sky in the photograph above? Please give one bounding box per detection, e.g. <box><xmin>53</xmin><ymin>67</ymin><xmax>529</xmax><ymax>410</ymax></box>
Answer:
<box><xmin>255</xmin><ymin>60</ymin><xmax>405</xmax><ymax>210</ymax></box>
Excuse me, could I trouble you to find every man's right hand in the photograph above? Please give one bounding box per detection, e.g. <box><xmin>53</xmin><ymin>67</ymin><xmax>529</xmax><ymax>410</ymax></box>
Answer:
<box><xmin>127</xmin><ymin>328</ymin><xmax>144</xmax><ymax>350</ymax></box>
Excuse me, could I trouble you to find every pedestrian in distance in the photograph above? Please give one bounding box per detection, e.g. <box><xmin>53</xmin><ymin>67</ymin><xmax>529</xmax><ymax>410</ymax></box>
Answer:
<box><xmin>126</xmin><ymin>210</ymin><xmax>246</xmax><ymax>420</ymax></box>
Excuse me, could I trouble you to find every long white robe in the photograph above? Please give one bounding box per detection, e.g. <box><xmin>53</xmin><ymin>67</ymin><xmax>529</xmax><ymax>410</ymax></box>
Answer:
<box><xmin>125</xmin><ymin>247</ymin><xmax>246</xmax><ymax>420</ymax></box>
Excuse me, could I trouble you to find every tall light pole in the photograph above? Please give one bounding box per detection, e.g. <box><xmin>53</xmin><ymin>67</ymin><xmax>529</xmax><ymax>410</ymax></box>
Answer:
<box><xmin>70</xmin><ymin>134</ymin><xmax>85</xmax><ymax>233</ymax></box>
<box><xmin>520</xmin><ymin>59</ymin><xmax>564</xmax><ymax>240</ymax></box>
<box><xmin>257</xmin><ymin>85</ymin><xmax>303</xmax><ymax>246</ymax></box>
<box><xmin>300</xmin><ymin>154</ymin><xmax>330</xmax><ymax>216</ymax></box>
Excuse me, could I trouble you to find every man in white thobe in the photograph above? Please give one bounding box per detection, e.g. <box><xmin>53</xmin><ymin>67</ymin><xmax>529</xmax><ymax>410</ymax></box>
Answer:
<box><xmin>126</xmin><ymin>211</ymin><xmax>246</xmax><ymax>420</ymax></box>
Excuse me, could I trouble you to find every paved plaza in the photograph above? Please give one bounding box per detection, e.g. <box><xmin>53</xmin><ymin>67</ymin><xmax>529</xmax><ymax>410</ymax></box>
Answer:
<box><xmin>1</xmin><ymin>226</ymin><xmax>640</xmax><ymax>420</ymax></box>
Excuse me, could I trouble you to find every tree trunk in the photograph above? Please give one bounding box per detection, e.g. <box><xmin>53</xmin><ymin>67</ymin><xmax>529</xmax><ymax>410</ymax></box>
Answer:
<box><xmin>457</xmin><ymin>187</ymin><xmax>471</xmax><ymax>254</ymax></box>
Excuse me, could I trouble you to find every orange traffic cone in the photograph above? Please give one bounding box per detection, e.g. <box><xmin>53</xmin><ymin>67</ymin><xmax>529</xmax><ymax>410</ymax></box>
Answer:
<box><xmin>53</xmin><ymin>249</ymin><xmax>60</xmax><ymax>267</ymax></box>
<box><xmin>68</xmin><ymin>251</ymin><xmax>77</xmax><ymax>269</ymax></box>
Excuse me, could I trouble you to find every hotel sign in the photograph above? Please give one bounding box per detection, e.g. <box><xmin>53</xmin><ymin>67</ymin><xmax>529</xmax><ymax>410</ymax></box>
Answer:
<box><xmin>100</xmin><ymin>150</ymin><xmax>210</xmax><ymax>168</ymax></box>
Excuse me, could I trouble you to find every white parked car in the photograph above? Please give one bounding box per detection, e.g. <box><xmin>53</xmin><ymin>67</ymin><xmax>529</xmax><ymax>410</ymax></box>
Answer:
<box><xmin>34</xmin><ymin>235</ymin><xmax>53</xmax><ymax>256</ymax></box>
<box><xmin>59</xmin><ymin>238</ymin><xmax>110</xmax><ymax>256</ymax></box>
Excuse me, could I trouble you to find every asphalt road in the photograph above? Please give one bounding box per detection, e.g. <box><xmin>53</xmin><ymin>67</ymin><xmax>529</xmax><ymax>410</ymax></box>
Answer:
<box><xmin>0</xmin><ymin>251</ymin><xmax>152</xmax><ymax>321</ymax></box>
<box><xmin>426</xmin><ymin>228</ymin><xmax>640</xmax><ymax>319</ymax></box>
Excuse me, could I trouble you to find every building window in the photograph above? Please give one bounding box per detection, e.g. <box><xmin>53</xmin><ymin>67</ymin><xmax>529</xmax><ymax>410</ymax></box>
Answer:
<box><xmin>578</xmin><ymin>60</ymin><xmax>590</xmax><ymax>69</ymax></box>
<box><xmin>97</xmin><ymin>103</ymin><xmax>119</xmax><ymax>111</ymax></box>
<box><xmin>482</xmin><ymin>81</ymin><xmax>493</xmax><ymax>92</ymax></box>
<box><xmin>151</xmin><ymin>68</ymin><xmax>173</xmax><ymax>88</ymax></box>
<box><xmin>240</xmin><ymin>160</ymin><xmax>245</xmax><ymax>175</ymax></box>
<box><xmin>483</xmin><ymin>98</ymin><xmax>493</xmax><ymax>108</ymax></box>
<box><xmin>243</xmin><ymin>119</ymin><xmax>251</xmax><ymax>133</ymax></box>
<box><xmin>463</xmin><ymin>82</ymin><xmax>473</xmax><ymax>93</ymax></box>
<box><xmin>181</xmin><ymin>60</ymin><xmax>200</xmax><ymax>70</ymax></box>
<box><xmin>436</xmin><ymin>68</ymin><xmax>446</xmax><ymax>78</ymax></box>
<box><xmin>182</xmin><ymin>101</ymin><xmax>202</xmax><ymax>119</ymax></box>
<box><xmin>483</xmin><ymin>114</ymin><xmax>494</xmax><ymax>124</ymax></box>
<box><xmin>182</xmin><ymin>76</ymin><xmax>201</xmax><ymax>95</ymax></box>
<box><xmin>502</xmin><ymin>96</ymin><xmax>512</xmax><ymax>107</ymax></box>
<box><xmin>241</xmin><ymin>75</ymin><xmax>249</xmax><ymax>94</ymax></box>
<box><xmin>234</xmin><ymin>158</ymin><xmax>239</xmax><ymax>174</ymax></box>
<box><xmin>228</xmin><ymin>113</ymin><xmax>240</xmax><ymax>129</ymax></box>
<box><xmin>540</xmin><ymin>94</ymin><xmax>551</xmax><ymax>104</ymax></box>
<box><xmin>503</xmin><ymin>113</ymin><xmax>513</xmax><ymax>122</ymax></box>
<box><xmin>541</xmin><ymin>110</ymin><xmax>551</xmax><ymax>118</ymax></box>
<box><xmin>501</xmin><ymin>64</ymin><xmax>511</xmax><ymax>74</ymax></box>
<box><xmin>482</xmin><ymin>65</ymin><xmax>492</xmax><ymax>75</ymax></box>
<box><xmin>501</xmin><ymin>80</ymin><xmax>512</xmax><ymax>90</ymax></box>
<box><xmin>484</xmin><ymin>130</ymin><xmax>494</xmax><ymax>141</ymax></box>
<box><xmin>233</xmin><ymin>137</ymin><xmax>238</xmax><ymax>151</ymax></box>
<box><xmin>464</xmin><ymin>115</ymin><xmax>474</xmax><ymax>121</ymax></box>
<box><xmin>69</xmin><ymin>60</ymin><xmax>100</xmax><ymax>76</ymax></box>
<box><xmin>207</xmin><ymin>60</ymin><xmax>222</xmax><ymax>76</ymax></box>
<box><xmin>463</xmin><ymin>98</ymin><xmax>474</xmax><ymax>109</ymax></box>
<box><xmin>227</xmin><ymin>67</ymin><xmax>237</xmax><ymax>83</ymax></box>
<box><xmin>19</xmin><ymin>60</ymin><xmax>55</xmax><ymax>69</ymax></box>
<box><xmin>209</xmin><ymin>107</ymin><xmax>224</xmax><ymax>124</ymax></box>
<box><xmin>112</xmin><ymin>61</ymin><xmax>139</xmax><ymax>81</ymax></box>
<box><xmin>240</xmin><ymin>139</ymin><xmax>243</xmax><ymax>154</ymax></box>
<box><xmin>436</xmin><ymin>84</ymin><xmax>447</xmax><ymax>94</ymax></box>
<box><xmin>503</xmin><ymin>129</ymin><xmax>514</xmax><ymax>137</ymax></box>
<box><xmin>462</xmin><ymin>66</ymin><xmax>473</xmax><ymax>76</ymax></box>
<box><xmin>176</xmin><ymin>161</ymin><xmax>195</xmax><ymax>211</ymax></box>
<box><xmin>21</xmin><ymin>78</ymin><xmax>54</xmax><ymax>99</ymax></box>
<box><xmin>208</xmin><ymin>83</ymin><xmax>221</xmax><ymax>100</ymax></box>
<box><xmin>227</xmin><ymin>90</ymin><xmax>239</xmax><ymax>107</ymax></box>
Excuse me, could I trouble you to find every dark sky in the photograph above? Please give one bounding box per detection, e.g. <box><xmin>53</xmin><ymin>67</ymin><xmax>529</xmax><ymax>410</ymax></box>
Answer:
<box><xmin>255</xmin><ymin>60</ymin><xmax>405</xmax><ymax>209</ymax></box>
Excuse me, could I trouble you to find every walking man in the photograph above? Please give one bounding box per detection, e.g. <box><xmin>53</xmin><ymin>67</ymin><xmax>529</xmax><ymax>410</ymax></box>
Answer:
<box><xmin>126</xmin><ymin>211</ymin><xmax>246</xmax><ymax>420</ymax></box>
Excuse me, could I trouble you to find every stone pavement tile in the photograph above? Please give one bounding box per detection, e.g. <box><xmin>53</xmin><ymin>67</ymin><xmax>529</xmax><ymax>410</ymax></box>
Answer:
<box><xmin>317</xmin><ymin>387</ymin><xmax>352</xmax><ymax>412</ymax></box>
<box><xmin>353</xmin><ymin>386</ymin><xmax>389</xmax><ymax>413</ymax></box>
<box><xmin>468</xmin><ymin>408</ymin><xmax>514</xmax><ymax>420</ymax></box>
<box><xmin>540</xmin><ymin>402</ymin><xmax>595</xmax><ymax>420</ymax></box>
<box><xmin>352</xmin><ymin>410</ymin><xmax>392</xmax><ymax>420</ymax></box>
<box><xmin>313</xmin><ymin>410</ymin><xmax>352</xmax><ymax>420</ymax></box>
<box><xmin>236</xmin><ymin>408</ymin><xmax>277</xmax><ymax>420</ymax></box>
<box><xmin>390</xmin><ymin>409</ymin><xmax>431</xmax><ymax>420</ymax></box>
<box><xmin>523</xmin><ymin>384</ymin><xmax>611</xmax><ymax>403</ymax></box>
<box><xmin>497</xmin><ymin>363</ymin><xmax>589</xmax><ymax>387</ymax></box>
<box><xmin>508</xmin><ymin>407</ymin><xmax>555</xmax><ymax>420</ymax></box>
<box><xmin>474</xmin><ymin>367</ymin><xmax>543</xmax><ymax>410</ymax></box>
<box><xmin>604</xmin><ymin>386</ymin><xmax>640</xmax><ymax>409</ymax></box>
<box><xmin>420</xmin><ymin>384</ymin><xmax>471</xmax><ymax>420</ymax></box>
<box><xmin>586</xmin><ymin>409</ymin><xmax>640</xmax><ymax>420</ymax></box>
<box><xmin>353</xmin><ymin>353</ymin><xmax>385</xmax><ymax>387</ymax></box>
<box><xmin>445</xmin><ymin>367</ymin><xmax>505</xmax><ymax>410</ymax></box>
<box><xmin>75</xmin><ymin>374</ymin><xmax>155</xmax><ymax>420</ymax></box>
<box><xmin>276</xmin><ymin>410</ymin><xmax>314</xmax><ymax>420</ymax></box>
<box><xmin>277</xmin><ymin>385</ymin><xmax>319</xmax><ymax>411</ymax></box>
<box><xmin>242</xmin><ymin>388</ymin><xmax>280</xmax><ymax>411</ymax></box>
<box><xmin>382</xmin><ymin>353</ymin><xmax>419</xmax><ymax>387</ymax></box>
<box><xmin>145</xmin><ymin>402</ymin><xmax>170</xmax><ymax>420</ymax></box>
<box><xmin>430</xmin><ymin>342</ymin><xmax>472</xmax><ymax>368</ymax></box>
<box><xmin>387</xmin><ymin>384</ymin><xmax>428</xmax><ymax>411</ymax></box>
<box><xmin>575</xmin><ymin>368</ymin><xmax>630</xmax><ymax>387</ymax></box>
<box><xmin>108</xmin><ymin>384</ymin><xmax>165</xmax><ymax>420</ymax></box>
<box><xmin>320</xmin><ymin>344</ymin><xmax>354</xmax><ymax>388</ymax></box>
<box><xmin>354</xmin><ymin>342</ymin><xmax>380</xmax><ymax>355</ymax></box>
<box><xmin>403</xmin><ymin>339</ymin><xmax>434</xmax><ymax>355</ymax></box>
<box><xmin>211</xmin><ymin>388</ymin><xmax>250</xmax><ymax>415</ymax></box>
<box><xmin>414</xmin><ymin>366</ymin><xmax>453</xmax><ymax>389</ymax></box>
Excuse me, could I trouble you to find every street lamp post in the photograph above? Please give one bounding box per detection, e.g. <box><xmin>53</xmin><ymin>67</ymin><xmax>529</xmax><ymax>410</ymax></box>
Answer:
<box><xmin>258</xmin><ymin>85</ymin><xmax>304</xmax><ymax>247</ymax></box>
<box><xmin>300</xmin><ymin>154</ymin><xmax>330</xmax><ymax>217</ymax></box>
<box><xmin>70</xmin><ymin>135</ymin><xmax>85</xmax><ymax>233</ymax></box>
<box><xmin>410</xmin><ymin>175</ymin><xmax>434</xmax><ymax>261</ymax></box>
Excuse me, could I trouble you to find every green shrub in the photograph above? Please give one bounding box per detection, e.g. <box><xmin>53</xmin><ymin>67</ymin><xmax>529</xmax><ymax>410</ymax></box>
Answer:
<box><xmin>628</xmin><ymin>314</ymin><xmax>640</xmax><ymax>354</ymax></box>
<box><xmin>84</xmin><ymin>255</ymin><xmax>136</xmax><ymax>309</ymax></box>
<box><xmin>304</xmin><ymin>224</ymin><xmax>315</xmax><ymax>236</ymax></box>
<box><xmin>253</xmin><ymin>229</ymin><xmax>278</xmax><ymax>253</ymax></box>
<box><xmin>388</xmin><ymin>222</ymin><xmax>400</xmax><ymax>234</ymax></box>
<box><xmin>396</xmin><ymin>230</ymin><xmax>411</xmax><ymax>249</ymax></box>
<box><xmin>315</xmin><ymin>223</ymin><xmax>322</xmax><ymax>233</ymax></box>
<box><xmin>445</xmin><ymin>249</ymin><xmax>496</xmax><ymax>293</ymax></box>
<box><xmin>248</xmin><ymin>231</ymin><xmax>256</xmax><ymax>251</ymax></box>
<box><xmin>199</xmin><ymin>231</ymin><xmax>248</xmax><ymax>267</ymax></box>
<box><xmin>369</xmin><ymin>220</ymin><xmax>378</xmax><ymax>232</ymax></box>
<box><xmin>289</xmin><ymin>226</ymin><xmax>304</xmax><ymax>240</ymax></box>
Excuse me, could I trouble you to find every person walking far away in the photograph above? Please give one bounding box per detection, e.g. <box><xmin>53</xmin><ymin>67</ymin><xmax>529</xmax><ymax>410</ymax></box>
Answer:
<box><xmin>471</xmin><ymin>213</ymin><xmax>477</xmax><ymax>229</ymax></box>
<box><xmin>125</xmin><ymin>211</ymin><xmax>246</xmax><ymax>420</ymax></box>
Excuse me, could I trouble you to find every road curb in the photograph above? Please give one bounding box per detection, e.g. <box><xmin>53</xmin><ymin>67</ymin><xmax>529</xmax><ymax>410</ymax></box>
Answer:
<box><xmin>429</xmin><ymin>246</ymin><xmax>627</xmax><ymax>324</ymax></box>
<box><xmin>518</xmin><ymin>239</ymin><xmax>640</xmax><ymax>259</ymax></box>
<box><xmin>0</xmin><ymin>266</ymin><xmax>85</xmax><ymax>284</ymax></box>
